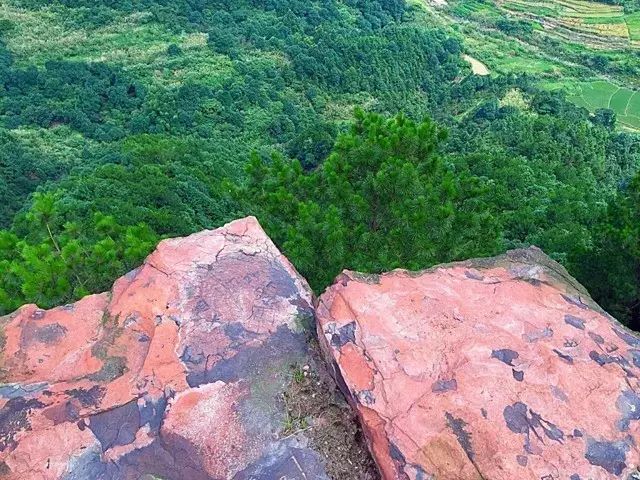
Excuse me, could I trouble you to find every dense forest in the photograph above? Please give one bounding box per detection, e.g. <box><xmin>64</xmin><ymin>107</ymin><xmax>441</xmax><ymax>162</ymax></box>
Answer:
<box><xmin>1</xmin><ymin>0</ymin><xmax>640</xmax><ymax>328</ymax></box>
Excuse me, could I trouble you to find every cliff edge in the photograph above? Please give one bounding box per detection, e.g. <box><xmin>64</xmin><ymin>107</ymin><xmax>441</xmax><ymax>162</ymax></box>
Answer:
<box><xmin>317</xmin><ymin>247</ymin><xmax>640</xmax><ymax>479</ymax></box>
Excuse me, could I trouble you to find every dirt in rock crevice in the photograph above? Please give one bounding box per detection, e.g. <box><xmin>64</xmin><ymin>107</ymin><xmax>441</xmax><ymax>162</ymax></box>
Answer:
<box><xmin>281</xmin><ymin>340</ymin><xmax>379</xmax><ymax>480</ymax></box>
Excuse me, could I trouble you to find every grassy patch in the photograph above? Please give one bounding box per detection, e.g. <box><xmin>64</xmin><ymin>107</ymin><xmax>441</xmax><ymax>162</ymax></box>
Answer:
<box><xmin>452</xmin><ymin>0</ymin><xmax>502</xmax><ymax>19</ymax></box>
<box><xmin>423</xmin><ymin>0</ymin><xmax>640</xmax><ymax>127</ymax></box>
<box><xmin>610</xmin><ymin>87</ymin><xmax>634</xmax><ymax>112</ymax></box>
<box><xmin>461</xmin><ymin>28</ymin><xmax>562</xmax><ymax>75</ymax></box>
<box><xmin>543</xmin><ymin>80</ymin><xmax>640</xmax><ymax>130</ymax></box>
<box><xmin>625</xmin><ymin>12</ymin><xmax>640</xmax><ymax>40</ymax></box>
<box><xmin>0</xmin><ymin>3</ymin><xmax>234</xmax><ymax>88</ymax></box>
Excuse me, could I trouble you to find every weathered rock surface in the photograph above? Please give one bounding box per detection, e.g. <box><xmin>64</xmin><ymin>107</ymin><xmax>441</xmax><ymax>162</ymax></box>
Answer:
<box><xmin>0</xmin><ymin>217</ymin><xmax>331</xmax><ymax>480</ymax></box>
<box><xmin>317</xmin><ymin>247</ymin><xmax>640</xmax><ymax>479</ymax></box>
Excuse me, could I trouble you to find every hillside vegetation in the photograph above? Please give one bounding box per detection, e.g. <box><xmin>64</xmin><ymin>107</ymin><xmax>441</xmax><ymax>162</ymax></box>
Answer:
<box><xmin>1</xmin><ymin>0</ymin><xmax>640</xmax><ymax>328</ymax></box>
<box><xmin>430</xmin><ymin>0</ymin><xmax>640</xmax><ymax>130</ymax></box>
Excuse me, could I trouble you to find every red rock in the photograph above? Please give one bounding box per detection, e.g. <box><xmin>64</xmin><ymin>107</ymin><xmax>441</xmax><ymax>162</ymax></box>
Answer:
<box><xmin>0</xmin><ymin>217</ymin><xmax>329</xmax><ymax>479</ymax></box>
<box><xmin>317</xmin><ymin>247</ymin><xmax>640</xmax><ymax>480</ymax></box>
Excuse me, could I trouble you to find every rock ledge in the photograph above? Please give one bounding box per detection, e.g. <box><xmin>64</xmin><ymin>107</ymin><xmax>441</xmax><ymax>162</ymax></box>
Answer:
<box><xmin>317</xmin><ymin>247</ymin><xmax>640</xmax><ymax>479</ymax></box>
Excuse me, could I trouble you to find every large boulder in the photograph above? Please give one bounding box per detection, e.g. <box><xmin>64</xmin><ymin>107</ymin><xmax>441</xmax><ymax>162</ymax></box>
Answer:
<box><xmin>0</xmin><ymin>217</ymin><xmax>333</xmax><ymax>479</ymax></box>
<box><xmin>317</xmin><ymin>247</ymin><xmax>640</xmax><ymax>479</ymax></box>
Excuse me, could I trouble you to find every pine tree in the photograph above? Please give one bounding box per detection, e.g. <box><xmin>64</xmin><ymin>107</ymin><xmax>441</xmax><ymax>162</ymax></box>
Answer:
<box><xmin>241</xmin><ymin>110</ymin><xmax>502</xmax><ymax>291</ymax></box>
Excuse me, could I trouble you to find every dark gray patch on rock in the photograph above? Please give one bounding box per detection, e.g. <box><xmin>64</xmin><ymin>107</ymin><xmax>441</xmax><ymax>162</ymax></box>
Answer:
<box><xmin>628</xmin><ymin>349</ymin><xmax>640</xmax><ymax>368</ymax></box>
<box><xmin>573</xmin><ymin>429</ymin><xmax>583</xmax><ymax>437</ymax></box>
<box><xmin>92</xmin><ymin>430</ymin><xmax>216</xmax><ymax>480</ymax></box>
<box><xmin>60</xmin><ymin>445</ymin><xmax>108</xmax><ymax>480</ymax></box>
<box><xmin>233</xmin><ymin>442</ymin><xmax>330</xmax><ymax>480</ymax></box>
<box><xmin>138</xmin><ymin>394</ymin><xmax>169</xmax><ymax>435</ymax></box>
<box><xmin>356</xmin><ymin>390</ymin><xmax>375</xmax><ymax>405</ymax></box>
<box><xmin>613</xmin><ymin>328</ymin><xmax>640</xmax><ymax>347</ymax></box>
<box><xmin>551</xmin><ymin>386</ymin><xmax>568</xmax><ymax>402</ymax></box>
<box><xmin>553</xmin><ymin>349</ymin><xmax>574</xmax><ymax>364</ymax></box>
<box><xmin>64</xmin><ymin>386</ymin><xmax>105</xmax><ymax>407</ymax></box>
<box><xmin>503</xmin><ymin>402</ymin><xmax>564</xmax><ymax>453</ymax></box>
<box><xmin>331</xmin><ymin>360</ymin><xmax>351</xmax><ymax>404</ymax></box>
<box><xmin>512</xmin><ymin>369</ymin><xmax>524</xmax><ymax>382</ymax></box>
<box><xmin>585</xmin><ymin>439</ymin><xmax>628</xmax><ymax>475</ymax></box>
<box><xmin>267</xmin><ymin>262</ymin><xmax>302</xmax><ymax>300</ymax></box>
<box><xmin>616</xmin><ymin>390</ymin><xmax>640</xmax><ymax>432</ymax></box>
<box><xmin>87</xmin><ymin>356</ymin><xmax>128</xmax><ymax>382</ymax></box>
<box><xmin>445</xmin><ymin>412</ymin><xmax>475</xmax><ymax>461</ymax></box>
<box><xmin>180</xmin><ymin>345</ymin><xmax>205</xmax><ymax>366</ymax></box>
<box><xmin>122</xmin><ymin>314</ymin><xmax>139</xmax><ymax>329</ymax></box>
<box><xmin>589</xmin><ymin>332</ymin><xmax>605</xmax><ymax>344</ymax></box>
<box><xmin>87</xmin><ymin>399</ymin><xmax>140</xmax><ymax>451</ymax></box>
<box><xmin>138</xmin><ymin>333</ymin><xmax>150</xmax><ymax>342</ymax></box>
<box><xmin>516</xmin><ymin>455</ymin><xmax>527</xmax><ymax>467</ymax></box>
<box><xmin>407</xmin><ymin>464</ymin><xmax>429</xmax><ymax>480</ymax></box>
<box><xmin>43</xmin><ymin>399</ymin><xmax>80</xmax><ymax>424</ymax></box>
<box><xmin>330</xmin><ymin>322</ymin><xmax>356</xmax><ymax>349</ymax></box>
<box><xmin>0</xmin><ymin>396</ymin><xmax>45</xmax><ymax>451</ymax></box>
<box><xmin>432</xmin><ymin>379</ymin><xmax>457</xmax><ymax>393</ymax></box>
<box><xmin>224</xmin><ymin>322</ymin><xmax>258</xmax><ymax>343</ymax></box>
<box><xmin>389</xmin><ymin>442</ymin><xmax>406</xmax><ymax>464</ymax></box>
<box><xmin>193</xmin><ymin>298</ymin><xmax>210</xmax><ymax>314</ymax></box>
<box><xmin>0</xmin><ymin>382</ymin><xmax>48</xmax><ymax>399</ymax></box>
<box><xmin>589</xmin><ymin>351</ymin><xmax>636</xmax><ymax>377</ymax></box>
<box><xmin>291</xmin><ymin>303</ymin><xmax>315</xmax><ymax>334</ymax></box>
<box><xmin>491</xmin><ymin>349</ymin><xmax>519</xmax><ymax>366</ymax></box>
<box><xmin>564</xmin><ymin>339</ymin><xmax>579</xmax><ymax>348</ymax></box>
<box><xmin>565</xmin><ymin>314</ymin><xmax>585</xmax><ymax>330</ymax></box>
<box><xmin>464</xmin><ymin>270</ymin><xmax>484</xmax><ymax>281</ymax></box>
<box><xmin>561</xmin><ymin>294</ymin><xmax>588</xmax><ymax>310</ymax></box>
<box><xmin>570</xmin><ymin>475</ymin><xmax>581</xmax><ymax>480</ymax></box>
<box><xmin>590</xmin><ymin>350</ymin><xmax>617</xmax><ymax>367</ymax></box>
<box><xmin>32</xmin><ymin>323</ymin><xmax>67</xmax><ymax>343</ymax></box>
<box><xmin>481</xmin><ymin>408</ymin><xmax>488</xmax><ymax>419</ymax></box>
<box><xmin>186</xmin><ymin>325</ymin><xmax>306</xmax><ymax>387</ymax></box>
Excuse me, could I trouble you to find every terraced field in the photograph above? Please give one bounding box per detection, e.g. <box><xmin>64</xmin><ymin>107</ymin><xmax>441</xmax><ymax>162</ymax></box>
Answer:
<box><xmin>422</xmin><ymin>0</ymin><xmax>640</xmax><ymax>131</ymax></box>
<box><xmin>544</xmin><ymin>80</ymin><xmax>640</xmax><ymax>130</ymax></box>
<box><xmin>499</xmin><ymin>0</ymin><xmax>640</xmax><ymax>45</ymax></box>
<box><xmin>626</xmin><ymin>12</ymin><xmax>640</xmax><ymax>41</ymax></box>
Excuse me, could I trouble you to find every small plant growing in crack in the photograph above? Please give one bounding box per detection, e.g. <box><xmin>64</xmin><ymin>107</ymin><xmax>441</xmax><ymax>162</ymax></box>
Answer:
<box><xmin>292</xmin><ymin>365</ymin><xmax>306</xmax><ymax>384</ymax></box>
<box><xmin>281</xmin><ymin>364</ymin><xmax>311</xmax><ymax>436</ymax></box>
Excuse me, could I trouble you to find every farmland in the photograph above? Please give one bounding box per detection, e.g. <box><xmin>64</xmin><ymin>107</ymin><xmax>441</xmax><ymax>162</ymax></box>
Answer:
<box><xmin>543</xmin><ymin>80</ymin><xmax>640</xmax><ymax>130</ymax></box>
<box><xmin>421</xmin><ymin>0</ymin><xmax>640</xmax><ymax>130</ymax></box>
<box><xmin>499</xmin><ymin>0</ymin><xmax>639</xmax><ymax>45</ymax></box>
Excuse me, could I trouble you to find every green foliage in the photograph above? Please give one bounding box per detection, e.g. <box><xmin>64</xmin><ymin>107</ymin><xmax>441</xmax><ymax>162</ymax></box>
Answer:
<box><xmin>0</xmin><ymin>130</ymin><xmax>73</xmax><ymax>227</ymax></box>
<box><xmin>0</xmin><ymin>0</ymin><xmax>640</xmax><ymax>331</ymax></box>
<box><xmin>20</xmin><ymin>135</ymin><xmax>242</xmax><ymax>236</ymax></box>
<box><xmin>449</xmin><ymin>94</ymin><xmax>638</xmax><ymax>262</ymax></box>
<box><xmin>0</xmin><ymin>46</ymin><xmax>146</xmax><ymax>140</ymax></box>
<box><xmin>577</xmin><ymin>172</ymin><xmax>640</xmax><ymax>327</ymax></box>
<box><xmin>0</xmin><ymin>0</ymin><xmax>489</xmax><ymax>313</ymax></box>
<box><xmin>239</xmin><ymin>110</ymin><xmax>502</xmax><ymax>291</ymax></box>
<box><xmin>0</xmin><ymin>192</ymin><xmax>158</xmax><ymax>312</ymax></box>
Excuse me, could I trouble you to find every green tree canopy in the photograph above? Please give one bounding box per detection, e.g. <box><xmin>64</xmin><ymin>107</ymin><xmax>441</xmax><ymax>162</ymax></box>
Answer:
<box><xmin>578</xmin><ymin>172</ymin><xmax>640</xmax><ymax>328</ymax></box>
<box><xmin>0</xmin><ymin>192</ymin><xmax>158</xmax><ymax>313</ymax></box>
<box><xmin>239</xmin><ymin>110</ymin><xmax>502</xmax><ymax>291</ymax></box>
